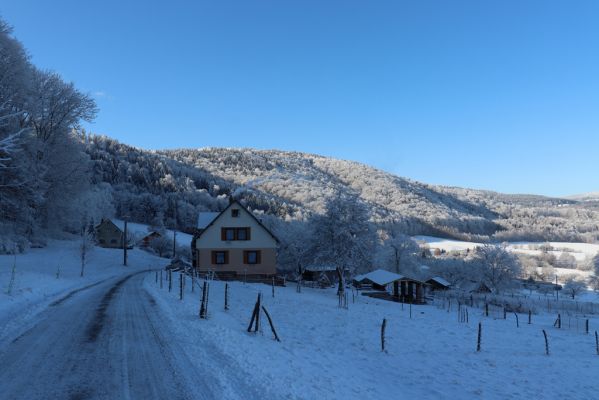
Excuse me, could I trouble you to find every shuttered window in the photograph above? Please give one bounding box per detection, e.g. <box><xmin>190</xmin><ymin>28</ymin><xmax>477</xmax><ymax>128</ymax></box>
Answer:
<box><xmin>221</xmin><ymin>227</ymin><xmax>251</xmax><ymax>241</ymax></box>
<box><xmin>244</xmin><ymin>250</ymin><xmax>261</xmax><ymax>265</ymax></box>
<box><xmin>212</xmin><ymin>251</ymin><xmax>229</xmax><ymax>265</ymax></box>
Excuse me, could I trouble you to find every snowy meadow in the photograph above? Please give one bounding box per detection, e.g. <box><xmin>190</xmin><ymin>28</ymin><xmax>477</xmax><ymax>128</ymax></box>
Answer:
<box><xmin>144</xmin><ymin>272</ymin><xmax>599</xmax><ymax>400</ymax></box>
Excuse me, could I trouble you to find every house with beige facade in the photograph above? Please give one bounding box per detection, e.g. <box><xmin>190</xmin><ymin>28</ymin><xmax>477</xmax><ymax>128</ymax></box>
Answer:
<box><xmin>95</xmin><ymin>218</ymin><xmax>124</xmax><ymax>248</ymax></box>
<box><xmin>193</xmin><ymin>200</ymin><xmax>279</xmax><ymax>278</ymax></box>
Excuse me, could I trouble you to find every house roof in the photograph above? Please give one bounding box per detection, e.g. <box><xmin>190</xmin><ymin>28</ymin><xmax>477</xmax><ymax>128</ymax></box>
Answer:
<box><xmin>95</xmin><ymin>218</ymin><xmax>123</xmax><ymax>233</ymax></box>
<box><xmin>305</xmin><ymin>265</ymin><xmax>337</xmax><ymax>272</ymax></box>
<box><xmin>427</xmin><ymin>276</ymin><xmax>451</xmax><ymax>287</ymax></box>
<box><xmin>195</xmin><ymin>200</ymin><xmax>280</xmax><ymax>243</ymax></box>
<box><xmin>356</xmin><ymin>269</ymin><xmax>405</xmax><ymax>286</ymax></box>
<box><xmin>197</xmin><ymin>212</ymin><xmax>220</xmax><ymax>229</ymax></box>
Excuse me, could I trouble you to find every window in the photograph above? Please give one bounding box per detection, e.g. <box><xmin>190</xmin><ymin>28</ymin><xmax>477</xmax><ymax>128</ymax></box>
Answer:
<box><xmin>212</xmin><ymin>251</ymin><xmax>229</xmax><ymax>265</ymax></box>
<box><xmin>236</xmin><ymin>227</ymin><xmax>249</xmax><ymax>241</ymax></box>
<box><xmin>223</xmin><ymin>228</ymin><xmax>235</xmax><ymax>241</ymax></box>
<box><xmin>231</xmin><ymin>209</ymin><xmax>239</xmax><ymax>217</ymax></box>
<box><xmin>221</xmin><ymin>227</ymin><xmax>251</xmax><ymax>241</ymax></box>
<box><xmin>244</xmin><ymin>250</ymin><xmax>261</xmax><ymax>265</ymax></box>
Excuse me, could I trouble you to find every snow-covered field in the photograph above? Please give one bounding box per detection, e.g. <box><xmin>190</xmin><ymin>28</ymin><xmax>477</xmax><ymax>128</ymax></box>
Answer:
<box><xmin>0</xmin><ymin>240</ymin><xmax>169</xmax><ymax>342</ymax></box>
<box><xmin>415</xmin><ymin>235</ymin><xmax>599</xmax><ymax>278</ymax></box>
<box><xmin>144</xmin><ymin>275</ymin><xmax>599</xmax><ymax>400</ymax></box>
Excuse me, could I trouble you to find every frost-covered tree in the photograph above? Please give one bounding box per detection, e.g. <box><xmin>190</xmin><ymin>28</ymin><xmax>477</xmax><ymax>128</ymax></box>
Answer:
<box><xmin>79</xmin><ymin>219</ymin><xmax>95</xmax><ymax>277</ymax></box>
<box><xmin>379</xmin><ymin>223</ymin><xmax>420</xmax><ymax>274</ymax></box>
<box><xmin>276</xmin><ymin>219</ymin><xmax>314</xmax><ymax>274</ymax></box>
<box><xmin>309</xmin><ymin>193</ymin><xmax>375</xmax><ymax>294</ymax></box>
<box><xmin>593</xmin><ymin>253</ymin><xmax>599</xmax><ymax>277</ymax></box>
<box><xmin>562</xmin><ymin>276</ymin><xmax>586</xmax><ymax>299</ymax></box>
<box><xmin>472</xmin><ymin>245</ymin><xmax>522</xmax><ymax>293</ymax></box>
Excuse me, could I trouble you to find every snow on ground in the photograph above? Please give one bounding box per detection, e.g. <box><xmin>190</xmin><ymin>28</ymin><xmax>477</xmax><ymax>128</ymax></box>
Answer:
<box><xmin>0</xmin><ymin>240</ymin><xmax>169</xmax><ymax>342</ymax></box>
<box><xmin>144</xmin><ymin>275</ymin><xmax>599</xmax><ymax>400</ymax></box>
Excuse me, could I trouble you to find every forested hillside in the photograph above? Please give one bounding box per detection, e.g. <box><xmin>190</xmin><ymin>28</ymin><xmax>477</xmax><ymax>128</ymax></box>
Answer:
<box><xmin>83</xmin><ymin>137</ymin><xmax>599</xmax><ymax>244</ymax></box>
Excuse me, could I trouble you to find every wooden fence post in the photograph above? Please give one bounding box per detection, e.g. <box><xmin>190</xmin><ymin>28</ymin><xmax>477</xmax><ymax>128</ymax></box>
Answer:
<box><xmin>514</xmin><ymin>313</ymin><xmax>519</xmax><ymax>328</ymax></box>
<box><xmin>179</xmin><ymin>273</ymin><xmax>183</xmax><ymax>300</ymax></box>
<box><xmin>528</xmin><ymin>310</ymin><xmax>531</xmax><ymax>325</ymax></box>
<box><xmin>477</xmin><ymin>322</ymin><xmax>482</xmax><ymax>352</ymax></box>
<box><xmin>272</xmin><ymin>277</ymin><xmax>275</xmax><ymax>298</ymax></box>
<box><xmin>168</xmin><ymin>270</ymin><xmax>172</xmax><ymax>292</ymax></box>
<box><xmin>543</xmin><ymin>330</ymin><xmax>550</xmax><ymax>355</ymax></box>
<box><xmin>485</xmin><ymin>303</ymin><xmax>489</xmax><ymax>317</ymax></box>
<box><xmin>247</xmin><ymin>293</ymin><xmax>261</xmax><ymax>332</ymax></box>
<box><xmin>224</xmin><ymin>283</ymin><xmax>229</xmax><ymax>311</ymax></box>
<box><xmin>261</xmin><ymin>306</ymin><xmax>280</xmax><ymax>342</ymax></box>
<box><xmin>381</xmin><ymin>318</ymin><xmax>387</xmax><ymax>352</ymax></box>
<box><xmin>160</xmin><ymin>270</ymin><xmax>163</xmax><ymax>289</ymax></box>
<box><xmin>595</xmin><ymin>331</ymin><xmax>598</xmax><ymax>356</ymax></box>
<box><xmin>155</xmin><ymin>271</ymin><xmax>158</xmax><ymax>284</ymax></box>
<box><xmin>199</xmin><ymin>281</ymin><xmax>207</xmax><ymax>319</ymax></box>
<box><xmin>585</xmin><ymin>319</ymin><xmax>589</xmax><ymax>335</ymax></box>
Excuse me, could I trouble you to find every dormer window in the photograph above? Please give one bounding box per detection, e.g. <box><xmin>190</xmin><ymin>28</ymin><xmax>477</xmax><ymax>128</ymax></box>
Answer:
<box><xmin>231</xmin><ymin>209</ymin><xmax>239</xmax><ymax>217</ymax></box>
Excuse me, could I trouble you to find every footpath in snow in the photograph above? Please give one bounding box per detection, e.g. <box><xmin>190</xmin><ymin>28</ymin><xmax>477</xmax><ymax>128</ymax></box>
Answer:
<box><xmin>145</xmin><ymin>273</ymin><xmax>599</xmax><ymax>400</ymax></box>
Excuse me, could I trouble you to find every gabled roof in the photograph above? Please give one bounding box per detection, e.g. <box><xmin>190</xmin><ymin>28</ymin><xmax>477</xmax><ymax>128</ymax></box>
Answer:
<box><xmin>197</xmin><ymin>212</ymin><xmax>220</xmax><ymax>229</ymax></box>
<box><xmin>356</xmin><ymin>269</ymin><xmax>404</xmax><ymax>286</ymax></box>
<box><xmin>95</xmin><ymin>218</ymin><xmax>123</xmax><ymax>233</ymax></box>
<box><xmin>305</xmin><ymin>265</ymin><xmax>337</xmax><ymax>272</ymax></box>
<box><xmin>427</xmin><ymin>276</ymin><xmax>451</xmax><ymax>287</ymax></box>
<box><xmin>195</xmin><ymin>200</ymin><xmax>279</xmax><ymax>243</ymax></box>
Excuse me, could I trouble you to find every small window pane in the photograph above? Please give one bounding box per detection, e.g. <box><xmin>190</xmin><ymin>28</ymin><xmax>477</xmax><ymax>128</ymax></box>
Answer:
<box><xmin>237</xmin><ymin>228</ymin><xmax>247</xmax><ymax>240</ymax></box>
<box><xmin>216</xmin><ymin>252</ymin><xmax>226</xmax><ymax>264</ymax></box>
<box><xmin>232</xmin><ymin>209</ymin><xmax>239</xmax><ymax>217</ymax></box>
<box><xmin>247</xmin><ymin>251</ymin><xmax>257</xmax><ymax>264</ymax></box>
<box><xmin>225</xmin><ymin>229</ymin><xmax>235</xmax><ymax>241</ymax></box>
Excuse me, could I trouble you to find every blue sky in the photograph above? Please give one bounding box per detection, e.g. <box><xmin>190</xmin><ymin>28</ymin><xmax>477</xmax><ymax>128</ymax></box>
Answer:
<box><xmin>3</xmin><ymin>1</ymin><xmax>598</xmax><ymax>196</ymax></box>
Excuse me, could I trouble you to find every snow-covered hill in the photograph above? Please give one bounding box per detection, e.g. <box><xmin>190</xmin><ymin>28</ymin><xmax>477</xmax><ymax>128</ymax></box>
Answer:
<box><xmin>85</xmin><ymin>136</ymin><xmax>599</xmax><ymax>244</ymax></box>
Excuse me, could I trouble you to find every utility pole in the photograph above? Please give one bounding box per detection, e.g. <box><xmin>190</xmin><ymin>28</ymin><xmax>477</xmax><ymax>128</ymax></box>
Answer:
<box><xmin>123</xmin><ymin>220</ymin><xmax>128</xmax><ymax>266</ymax></box>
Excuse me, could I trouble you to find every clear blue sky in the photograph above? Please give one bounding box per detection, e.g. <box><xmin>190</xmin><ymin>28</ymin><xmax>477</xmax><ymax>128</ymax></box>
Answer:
<box><xmin>3</xmin><ymin>1</ymin><xmax>598</xmax><ymax>197</ymax></box>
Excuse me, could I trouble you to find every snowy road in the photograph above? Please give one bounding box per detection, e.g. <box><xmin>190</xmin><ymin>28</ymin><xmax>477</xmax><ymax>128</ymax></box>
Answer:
<box><xmin>0</xmin><ymin>271</ymin><xmax>211</xmax><ymax>400</ymax></box>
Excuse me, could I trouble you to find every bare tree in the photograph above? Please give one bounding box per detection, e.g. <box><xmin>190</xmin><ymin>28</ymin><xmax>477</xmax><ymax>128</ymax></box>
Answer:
<box><xmin>149</xmin><ymin>235</ymin><xmax>171</xmax><ymax>258</ymax></box>
<box><xmin>380</xmin><ymin>222</ymin><xmax>419</xmax><ymax>274</ymax></box>
<box><xmin>562</xmin><ymin>276</ymin><xmax>586</xmax><ymax>299</ymax></box>
<box><xmin>79</xmin><ymin>221</ymin><xmax>95</xmax><ymax>277</ymax></box>
<box><xmin>473</xmin><ymin>245</ymin><xmax>522</xmax><ymax>293</ymax></box>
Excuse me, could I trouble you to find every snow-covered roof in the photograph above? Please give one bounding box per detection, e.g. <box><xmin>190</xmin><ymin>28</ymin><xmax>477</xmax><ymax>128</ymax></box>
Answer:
<box><xmin>305</xmin><ymin>265</ymin><xmax>337</xmax><ymax>272</ymax></box>
<box><xmin>428</xmin><ymin>276</ymin><xmax>450</xmax><ymax>287</ymax></box>
<box><xmin>357</xmin><ymin>269</ymin><xmax>404</xmax><ymax>286</ymax></box>
<box><xmin>197</xmin><ymin>212</ymin><xmax>220</xmax><ymax>229</ymax></box>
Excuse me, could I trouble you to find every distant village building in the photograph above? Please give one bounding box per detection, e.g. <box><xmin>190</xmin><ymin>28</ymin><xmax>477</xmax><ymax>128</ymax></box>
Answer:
<box><xmin>139</xmin><ymin>231</ymin><xmax>162</xmax><ymax>248</ymax></box>
<box><xmin>95</xmin><ymin>219</ymin><xmax>124</xmax><ymax>248</ymax></box>
<box><xmin>192</xmin><ymin>200</ymin><xmax>279</xmax><ymax>278</ymax></box>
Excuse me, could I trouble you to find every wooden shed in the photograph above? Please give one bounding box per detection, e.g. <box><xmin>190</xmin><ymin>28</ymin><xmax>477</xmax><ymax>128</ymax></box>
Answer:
<box><xmin>426</xmin><ymin>276</ymin><xmax>451</xmax><ymax>291</ymax></box>
<box><xmin>354</xmin><ymin>269</ymin><xmax>427</xmax><ymax>304</ymax></box>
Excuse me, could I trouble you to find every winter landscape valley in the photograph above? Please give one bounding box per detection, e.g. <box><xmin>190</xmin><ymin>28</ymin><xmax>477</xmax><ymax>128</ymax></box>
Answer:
<box><xmin>2</xmin><ymin>3</ymin><xmax>599</xmax><ymax>400</ymax></box>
